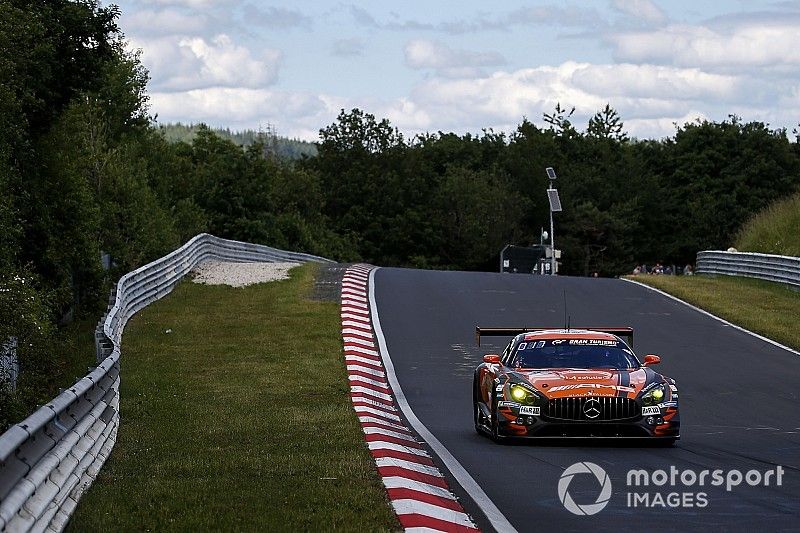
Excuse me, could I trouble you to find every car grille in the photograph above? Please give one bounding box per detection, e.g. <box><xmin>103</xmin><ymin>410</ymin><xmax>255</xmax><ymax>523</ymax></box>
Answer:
<box><xmin>544</xmin><ymin>396</ymin><xmax>639</xmax><ymax>421</ymax></box>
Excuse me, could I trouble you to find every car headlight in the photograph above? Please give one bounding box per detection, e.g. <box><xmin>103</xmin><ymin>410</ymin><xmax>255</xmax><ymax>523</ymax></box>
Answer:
<box><xmin>509</xmin><ymin>384</ymin><xmax>540</xmax><ymax>405</ymax></box>
<box><xmin>642</xmin><ymin>384</ymin><xmax>666</xmax><ymax>406</ymax></box>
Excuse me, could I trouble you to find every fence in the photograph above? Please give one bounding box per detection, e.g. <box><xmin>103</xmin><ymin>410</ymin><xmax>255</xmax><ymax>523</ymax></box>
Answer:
<box><xmin>0</xmin><ymin>234</ymin><xmax>331</xmax><ymax>532</ymax></box>
<box><xmin>696</xmin><ymin>250</ymin><xmax>800</xmax><ymax>288</ymax></box>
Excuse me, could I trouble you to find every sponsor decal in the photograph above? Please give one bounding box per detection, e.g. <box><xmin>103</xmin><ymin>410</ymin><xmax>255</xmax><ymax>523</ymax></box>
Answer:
<box><xmin>499</xmin><ymin>401</ymin><xmax>520</xmax><ymax>408</ymax></box>
<box><xmin>563</xmin><ymin>373</ymin><xmax>612</xmax><ymax>380</ymax></box>
<box><xmin>495</xmin><ymin>384</ymin><xmax>503</xmax><ymax>391</ymax></box>
<box><xmin>552</xmin><ymin>339</ymin><xmax>566</xmax><ymax>345</ymax></box>
<box><xmin>549</xmin><ymin>383</ymin><xmax>636</xmax><ymax>393</ymax></box>
<box><xmin>568</xmin><ymin>339</ymin><xmax>618</xmax><ymax>346</ymax></box>
<box><xmin>642</xmin><ymin>406</ymin><xmax>660</xmax><ymax>416</ymax></box>
<box><xmin>517</xmin><ymin>342</ymin><xmax>527</xmax><ymax>351</ymax></box>
<box><xmin>534</xmin><ymin>340</ymin><xmax>546</xmax><ymax>349</ymax></box>
<box><xmin>519</xmin><ymin>405</ymin><xmax>540</xmax><ymax>416</ymax></box>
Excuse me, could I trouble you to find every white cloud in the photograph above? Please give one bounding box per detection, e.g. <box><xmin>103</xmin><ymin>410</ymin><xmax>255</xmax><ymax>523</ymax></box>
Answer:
<box><xmin>569</xmin><ymin>63</ymin><xmax>738</xmax><ymax>100</ymax></box>
<box><xmin>611</xmin><ymin>21</ymin><xmax>800</xmax><ymax>69</ymax></box>
<box><xmin>151</xmin><ymin>87</ymin><xmax>332</xmax><ymax>138</ymax></box>
<box><xmin>123</xmin><ymin>8</ymin><xmax>209</xmax><ymax>36</ymax></box>
<box><xmin>612</xmin><ymin>0</ymin><xmax>667</xmax><ymax>25</ymax></box>
<box><xmin>147</xmin><ymin>61</ymin><xmax>761</xmax><ymax>141</ymax></box>
<box><xmin>404</xmin><ymin>39</ymin><xmax>505</xmax><ymax>77</ymax></box>
<box><xmin>130</xmin><ymin>34</ymin><xmax>281</xmax><ymax>91</ymax></box>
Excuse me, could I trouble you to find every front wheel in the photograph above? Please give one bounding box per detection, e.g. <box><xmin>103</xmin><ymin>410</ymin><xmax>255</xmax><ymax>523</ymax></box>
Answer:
<box><xmin>473</xmin><ymin>401</ymin><xmax>483</xmax><ymax>435</ymax></box>
<box><xmin>490</xmin><ymin>398</ymin><xmax>506</xmax><ymax>442</ymax></box>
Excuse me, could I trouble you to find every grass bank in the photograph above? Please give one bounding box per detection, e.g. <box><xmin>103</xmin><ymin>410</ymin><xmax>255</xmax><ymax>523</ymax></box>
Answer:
<box><xmin>735</xmin><ymin>191</ymin><xmax>800</xmax><ymax>256</ymax></box>
<box><xmin>626</xmin><ymin>274</ymin><xmax>800</xmax><ymax>351</ymax></box>
<box><xmin>68</xmin><ymin>263</ymin><xmax>397</xmax><ymax>531</ymax></box>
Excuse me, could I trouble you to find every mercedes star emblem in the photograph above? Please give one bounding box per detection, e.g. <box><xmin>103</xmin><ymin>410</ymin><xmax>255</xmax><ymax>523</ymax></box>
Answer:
<box><xmin>583</xmin><ymin>398</ymin><xmax>601</xmax><ymax>419</ymax></box>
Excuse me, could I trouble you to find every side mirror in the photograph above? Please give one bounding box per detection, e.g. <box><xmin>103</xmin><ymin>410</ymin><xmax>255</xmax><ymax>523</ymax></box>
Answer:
<box><xmin>643</xmin><ymin>354</ymin><xmax>661</xmax><ymax>366</ymax></box>
<box><xmin>483</xmin><ymin>354</ymin><xmax>501</xmax><ymax>364</ymax></box>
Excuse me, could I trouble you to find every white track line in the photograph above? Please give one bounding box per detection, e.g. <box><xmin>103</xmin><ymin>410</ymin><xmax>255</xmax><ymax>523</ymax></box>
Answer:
<box><xmin>369</xmin><ymin>268</ymin><xmax>518</xmax><ymax>533</ymax></box>
<box><xmin>621</xmin><ymin>278</ymin><xmax>800</xmax><ymax>357</ymax></box>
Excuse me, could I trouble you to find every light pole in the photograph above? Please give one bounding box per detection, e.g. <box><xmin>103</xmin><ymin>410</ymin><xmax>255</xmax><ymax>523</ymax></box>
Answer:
<box><xmin>545</xmin><ymin>167</ymin><xmax>562</xmax><ymax>275</ymax></box>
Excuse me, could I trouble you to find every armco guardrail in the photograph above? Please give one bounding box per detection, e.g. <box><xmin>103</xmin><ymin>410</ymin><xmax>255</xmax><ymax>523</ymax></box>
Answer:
<box><xmin>696</xmin><ymin>250</ymin><xmax>800</xmax><ymax>287</ymax></box>
<box><xmin>0</xmin><ymin>234</ymin><xmax>330</xmax><ymax>532</ymax></box>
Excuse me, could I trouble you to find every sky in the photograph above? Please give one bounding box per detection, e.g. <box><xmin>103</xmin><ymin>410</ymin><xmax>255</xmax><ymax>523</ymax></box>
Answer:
<box><xmin>111</xmin><ymin>0</ymin><xmax>800</xmax><ymax>141</ymax></box>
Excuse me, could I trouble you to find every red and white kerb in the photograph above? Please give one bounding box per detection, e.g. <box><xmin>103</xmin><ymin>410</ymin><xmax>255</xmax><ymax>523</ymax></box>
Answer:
<box><xmin>341</xmin><ymin>265</ymin><xmax>480</xmax><ymax>533</ymax></box>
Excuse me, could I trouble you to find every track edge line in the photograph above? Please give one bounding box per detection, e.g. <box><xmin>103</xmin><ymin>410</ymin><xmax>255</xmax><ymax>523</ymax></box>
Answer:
<box><xmin>369</xmin><ymin>268</ymin><xmax>519</xmax><ymax>533</ymax></box>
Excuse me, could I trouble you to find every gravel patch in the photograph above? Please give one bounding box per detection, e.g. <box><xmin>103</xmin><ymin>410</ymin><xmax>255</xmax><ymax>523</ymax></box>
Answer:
<box><xmin>191</xmin><ymin>260</ymin><xmax>302</xmax><ymax>288</ymax></box>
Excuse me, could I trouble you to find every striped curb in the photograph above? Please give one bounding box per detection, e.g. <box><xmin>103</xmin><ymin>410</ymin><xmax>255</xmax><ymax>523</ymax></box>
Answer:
<box><xmin>341</xmin><ymin>264</ymin><xmax>481</xmax><ymax>533</ymax></box>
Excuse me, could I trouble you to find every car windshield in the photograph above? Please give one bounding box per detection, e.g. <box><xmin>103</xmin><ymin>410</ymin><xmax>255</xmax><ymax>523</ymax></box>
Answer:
<box><xmin>510</xmin><ymin>338</ymin><xmax>640</xmax><ymax>370</ymax></box>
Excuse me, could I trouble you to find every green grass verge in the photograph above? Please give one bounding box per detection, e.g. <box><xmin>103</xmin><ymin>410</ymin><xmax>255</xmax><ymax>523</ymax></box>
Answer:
<box><xmin>625</xmin><ymin>274</ymin><xmax>800</xmax><ymax>351</ymax></box>
<box><xmin>735</xmin><ymin>191</ymin><xmax>800</xmax><ymax>256</ymax></box>
<box><xmin>68</xmin><ymin>263</ymin><xmax>398</xmax><ymax>532</ymax></box>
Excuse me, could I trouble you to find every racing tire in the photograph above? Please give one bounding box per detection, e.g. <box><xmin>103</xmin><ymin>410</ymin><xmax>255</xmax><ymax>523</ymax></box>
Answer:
<box><xmin>472</xmin><ymin>378</ymin><xmax>483</xmax><ymax>435</ymax></box>
<box><xmin>490</xmin><ymin>399</ymin><xmax>507</xmax><ymax>443</ymax></box>
<box><xmin>473</xmin><ymin>401</ymin><xmax>483</xmax><ymax>435</ymax></box>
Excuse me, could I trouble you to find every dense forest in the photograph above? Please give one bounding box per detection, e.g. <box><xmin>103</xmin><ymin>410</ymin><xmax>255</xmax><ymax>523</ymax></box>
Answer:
<box><xmin>2</xmin><ymin>1</ymin><xmax>800</xmax><ymax>424</ymax></box>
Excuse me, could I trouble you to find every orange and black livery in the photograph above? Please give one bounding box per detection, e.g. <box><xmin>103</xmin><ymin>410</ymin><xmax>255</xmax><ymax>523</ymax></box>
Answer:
<box><xmin>473</xmin><ymin>326</ymin><xmax>680</xmax><ymax>444</ymax></box>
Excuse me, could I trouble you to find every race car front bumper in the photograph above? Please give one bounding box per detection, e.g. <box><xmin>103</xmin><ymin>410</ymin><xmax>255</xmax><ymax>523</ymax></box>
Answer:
<box><xmin>495</xmin><ymin>399</ymin><xmax>680</xmax><ymax>439</ymax></box>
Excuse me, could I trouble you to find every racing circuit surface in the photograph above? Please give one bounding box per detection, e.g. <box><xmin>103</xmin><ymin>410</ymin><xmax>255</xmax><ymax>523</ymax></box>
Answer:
<box><xmin>373</xmin><ymin>268</ymin><xmax>800</xmax><ymax>532</ymax></box>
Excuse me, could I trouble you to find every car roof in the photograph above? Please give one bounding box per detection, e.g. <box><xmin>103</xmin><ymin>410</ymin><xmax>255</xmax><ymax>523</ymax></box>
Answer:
<box><xmin>521</xmin><ymin>329</ymin><xmax>620</xmax><ymax>341</ymax></box>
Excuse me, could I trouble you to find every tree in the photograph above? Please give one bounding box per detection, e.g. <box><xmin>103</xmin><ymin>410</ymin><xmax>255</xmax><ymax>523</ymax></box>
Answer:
<box><xmin>543</xmin><ymin>103</ymin><xmax>577</xmax><ymax>137</ymax></box>
<box><xmin>587</xmin><ymin>104</ymin><xmax>628</xmax><ymax>141</ymax></box>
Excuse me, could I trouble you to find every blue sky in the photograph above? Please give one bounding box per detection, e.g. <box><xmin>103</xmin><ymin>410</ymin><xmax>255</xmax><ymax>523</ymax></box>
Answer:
<box><xmin>112</xmin><ymin>0</ymin><xmax>800</xmax><ymax>140</ymax></box>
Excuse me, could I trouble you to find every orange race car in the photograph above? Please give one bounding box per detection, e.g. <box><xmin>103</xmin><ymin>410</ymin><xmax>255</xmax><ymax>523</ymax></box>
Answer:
<box><xmin>473</xmin><ymin>327</ymin><xmax>680</xmax><ymax>444</ymax></box>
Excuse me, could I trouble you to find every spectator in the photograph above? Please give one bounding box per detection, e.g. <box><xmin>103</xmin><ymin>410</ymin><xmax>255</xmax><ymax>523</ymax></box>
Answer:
<box><xmin>632</xmin><ymin>265</ymin><xmax>642</xmax><ymax>275</ymax></box>
<box><xmin>684</xmin><ymin>264</ymin><xmax>694</xmax><ymax>276</ymax></box>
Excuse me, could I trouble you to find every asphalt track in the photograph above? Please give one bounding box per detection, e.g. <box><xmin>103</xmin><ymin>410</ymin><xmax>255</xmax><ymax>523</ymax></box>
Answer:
<box><xmin>373</xmin><ymin>267</ymin><xmax>800</xmax><ymax>532</ymax></box>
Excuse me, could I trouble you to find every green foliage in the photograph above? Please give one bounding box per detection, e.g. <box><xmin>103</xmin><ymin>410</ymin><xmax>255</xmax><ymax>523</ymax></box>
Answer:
<box><xmin>0</xmin><ymin>270</ymin><xmax>57</xmax><ymax>428</ymax></box>
<box><xmin>735</xmin><ymin>192</ymin><xmax>800</xmax><ymax>256</ymax></box>
<box><xmin>308</xmin><ymin>108</ymin><xmax>800</xmax><ymax>275</ymax></box>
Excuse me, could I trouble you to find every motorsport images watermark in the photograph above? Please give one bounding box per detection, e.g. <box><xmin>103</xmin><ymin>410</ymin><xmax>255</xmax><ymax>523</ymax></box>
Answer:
<box><xmin>558</xmin><ymin>461</ymin><xmax>786</xmax><ymax>515</ymax></box>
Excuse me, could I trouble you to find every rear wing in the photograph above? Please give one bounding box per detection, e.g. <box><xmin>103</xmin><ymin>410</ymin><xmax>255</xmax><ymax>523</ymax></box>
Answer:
<box><xmin>475</xmin><ymin>326</ymin><xmax>634</xmax><ymax>348</ymax></box>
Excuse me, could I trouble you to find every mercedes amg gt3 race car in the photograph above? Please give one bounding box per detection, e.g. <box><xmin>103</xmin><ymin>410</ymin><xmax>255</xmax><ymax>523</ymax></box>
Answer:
<box><xmin>473</xmin><ymin>327</ymin><xmax>680</xmax><ymax>444</ymax></box>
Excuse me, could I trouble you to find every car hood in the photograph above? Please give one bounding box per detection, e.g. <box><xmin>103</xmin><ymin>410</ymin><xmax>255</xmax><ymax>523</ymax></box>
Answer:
<box><xmin>515</xmin><ymin>368</ymin><xmax>653</xmax><ymax>399</ymax></box>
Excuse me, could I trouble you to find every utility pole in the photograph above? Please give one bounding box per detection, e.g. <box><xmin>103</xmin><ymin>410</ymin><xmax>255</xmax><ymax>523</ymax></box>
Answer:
<box><xmin>545</xmin><ymin>167</ymin><xmax>562</xmax><ymax>275</ymax></box>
